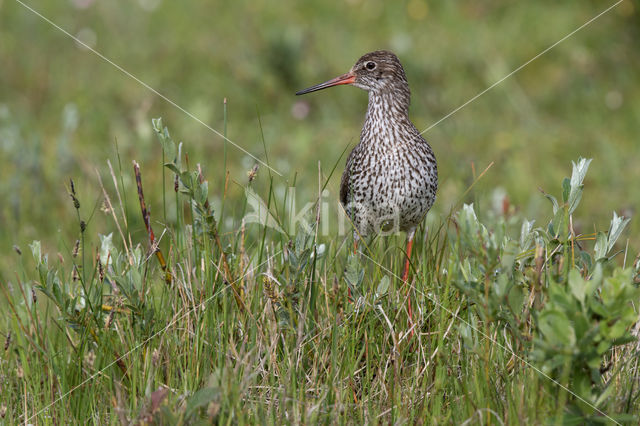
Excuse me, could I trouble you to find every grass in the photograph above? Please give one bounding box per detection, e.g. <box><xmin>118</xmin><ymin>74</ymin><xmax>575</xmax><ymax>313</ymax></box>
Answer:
<box><xmin>2</xmin><ymin>1</ymin><xmax>640</xmax><ymax>266</ymax></box>
<box><xmin>1</xmin><ymin>122</ymin><xmax>639</xmax><ymax>423</ymax></box>
<box><xmin>2</xmin><ymin>0</ymin><xmax>640</xmax><ymax>424</ymax></box>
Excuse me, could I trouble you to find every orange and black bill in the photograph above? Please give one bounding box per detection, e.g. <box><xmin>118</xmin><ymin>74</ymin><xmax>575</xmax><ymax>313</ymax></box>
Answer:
<box><xmin>296</xmin><ymin>72</ymin><xmax>356</xmax><ymax>95</ymax></box>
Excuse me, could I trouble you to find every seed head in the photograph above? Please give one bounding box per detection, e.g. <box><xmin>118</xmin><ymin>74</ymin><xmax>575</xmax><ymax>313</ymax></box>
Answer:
<box><xmin>263</xmin><ymin>276</ymin><xmax>279</xmax><ymax>305</ymax></box>
<box><xmin>105</xmin><ymin>310</ymin><xmax>114</xmax><ymax>329</ymax></box>
<box><xmin>69</xmin><ymin>178</ymin><xmax>80</xmax><ymax>209</ymax></box>
<box><xmin>247</xmin><ymin>164</ymin><xmax>259</xmax><ymax>183</ymax></box>
<box><xmin>100</xmin><ymin>198</ymin><xmax>111</xmax><ymax>214</ymax></box>
<box><xmin>84</xmin><ymin>350</ymin><xmax>96</xmax><ymax>370</ymax></box>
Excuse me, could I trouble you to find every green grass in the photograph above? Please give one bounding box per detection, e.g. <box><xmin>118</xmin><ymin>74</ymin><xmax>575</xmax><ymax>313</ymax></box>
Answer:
<box><xmin>2</xmin><ymin>1</ymin><xmax>640</xmax><ymax>267</ymax></box>
<box><xmin>2</xmin><ymin>0</ymin><xmax>640</xmax><ymax>424</ymax></box>
<box><xmin>1</xmin><ymin>122</ymin><xmax>639</xmax><ymax>423</ymax></box>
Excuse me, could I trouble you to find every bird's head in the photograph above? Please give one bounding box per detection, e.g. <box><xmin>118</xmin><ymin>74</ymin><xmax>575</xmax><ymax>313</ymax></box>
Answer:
<box><xmin>296</xmin><ymin>50</ymin><xmax>409</xmax><ymax>96</ymax></box>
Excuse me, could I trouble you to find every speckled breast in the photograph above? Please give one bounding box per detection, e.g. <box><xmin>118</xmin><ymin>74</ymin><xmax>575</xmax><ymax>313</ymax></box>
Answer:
<box><xmin>342</xmin><ymin>139</ymin><xmax>437</xmax><ymax>237</ymax></box>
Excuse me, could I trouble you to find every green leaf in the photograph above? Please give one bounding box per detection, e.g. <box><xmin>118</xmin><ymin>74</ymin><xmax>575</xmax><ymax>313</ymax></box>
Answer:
<box><xmin>606</xmin><ymin>211</ymin><xmax>631</xmax><ymax>254</ymax></box>
<box><xmin>549</xmin><ymin>207</ymin><xmax>565</xmax><ymax>238</ymax></box>
<box><xmin>376</xmin><ymin>275</ymin><xmax>390</xmax><ymax>299</ymax></box>
<box><xmin>164</xmin><ymin>163</ymin><xmax>181</xmax><ymax>175</ymax></box>
<box><xmin>538</xmin><ymin>309</ymin><xmax>576</xmax><ymax>347</ymax></box>
<box><xmin>344</xmin><ymin>253</ymin><xmax>364</xmax><ymax>293</ymax></box>
<box><xmin>567</xmin><ymin>158</ymin><xmax>591</xmax><ymax>214</ymax></box>
<box><xmin>152</xmin><ymin>118</ymin><xmax>177</xmax><ymax>161</ymax></box>
<box><xmin>196</xmin><ymin>180</ymin><xmax>208</xmax><ymax>205</ymax></box>
<box><xmin>151</xmin><ymin>117</ymin><xmax>163</xmax><ymax>133</ymax></box>
<box><xmin>596</xmin><ymin>340</ymin><xmax>610</xmax><ymax>355</ymax></box>
<box><xmin>607</xmin><ymin>321</ymin><xmax>628</xmax><ymax>340</ymax></box>
<box><xmin>185</xmin><ymin>387</ymin><xmax>219</xmax><ymax>419</ymax></box>
<box><xmin>507</xmin><ymin>284</ymin><xmax>525</xmax><ymax>314</ymax></box>
<box><xmin>494</xmin><ymin>273</ymin><xmax>509</xmax><ymax>299</ymax></box>
<box><xmin>570</xmin><ymin>157</ymin><xmax>592</xmax><ymax>189</ymax></box>
<box><xmin>588</xmin><ymin>298</ymin><xmax>608</xmax><ymax>317</ymax></box>
<box><xmin>567</xmin><ymin>184</ymin><xmax>583</xmax><ymax>215</ymax></box>
<box><xmin>542</xmin><ymin>191</ymin><xmax>559</xmax><ymax>213</ymax></box>
<box><xmin>593</xmin><ymin>231</ymin><xmax>608</xmax><ymax>260</ymax></box>
<box><xmin>164</xmin><ymin>138</ymin><xmax>176</xmax><ymax>161</ymax></box>
<box><xmin>180</xmin><ymin>171</ymin><xmax>194</xmax><ymax>190</ymax></box>
<box><xmin>29</xmin><ymin>240</ymin><xmax>42</xmax><ymax>264</ymax></box>
<box><xmin>501</xmin><ymin>240</ymin><xmax>518</xmax><ymax>272</ymax></box>
<box><xmin>519</xmin><ymin>219</ymin><xmax>535</xmax><ymax>250</ymax></box>
<box><xmin>586</xmin><ymin>262</ymin><xmax>603</xmax><ymax>297</ymax></box>
<box><xmin>561</xmin><ymin>177</ymin><xmax>570</xmax><ymax>203</ymax></box>
<box><xmin>567</xmin><ymin>269</ymin><xmax>586</xmax><ymax>304</ymax></box>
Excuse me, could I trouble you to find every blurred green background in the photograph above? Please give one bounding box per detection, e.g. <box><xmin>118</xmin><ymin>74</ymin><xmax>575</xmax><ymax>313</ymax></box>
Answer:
<box><xmin>1</xmin><ymin>0</ymin><xmax>639</xmax><ymax>279</ymax></box>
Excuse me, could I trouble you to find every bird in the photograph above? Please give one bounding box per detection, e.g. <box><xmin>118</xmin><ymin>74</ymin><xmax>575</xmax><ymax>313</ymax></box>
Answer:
<box><xmin>296</xmin><ymin>50</ymin><xmax>438</xmax><ymax>323</ymax></box>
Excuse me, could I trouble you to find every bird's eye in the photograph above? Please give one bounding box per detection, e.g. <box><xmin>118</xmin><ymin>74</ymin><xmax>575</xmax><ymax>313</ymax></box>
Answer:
<box><xmin>365</xmin><ymin>61</ymin><xmax>376</xmax><ymax>70</ymax></box>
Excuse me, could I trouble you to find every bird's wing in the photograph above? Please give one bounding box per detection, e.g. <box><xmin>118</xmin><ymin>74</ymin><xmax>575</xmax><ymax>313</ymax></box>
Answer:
<box><xmin>339</xmin><ymin>149</ymin><xmax>355</xmax><ymax>206</ymax></box>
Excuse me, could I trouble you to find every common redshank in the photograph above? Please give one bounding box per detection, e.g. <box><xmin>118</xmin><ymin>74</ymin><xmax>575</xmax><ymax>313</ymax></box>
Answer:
<box><xmin>296</xmin><ymin>50</ymin><xmax>438</xmax><ymax>321</ymax></box>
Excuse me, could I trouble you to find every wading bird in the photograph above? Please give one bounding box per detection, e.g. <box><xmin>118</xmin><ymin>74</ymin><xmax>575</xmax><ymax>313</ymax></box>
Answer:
<box><xmin>296</xmin><ymin>50</ymin><xmax>438</xmax><ymax>323</ymax></box>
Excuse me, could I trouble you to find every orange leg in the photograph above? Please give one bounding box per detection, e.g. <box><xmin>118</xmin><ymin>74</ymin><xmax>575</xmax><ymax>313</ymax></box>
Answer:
<box><xmin>402</xmin><ymin>237</ymin><xmax>413</xmax><ymax>283</ymax></box>
<box><xmin>403</xmin><ymin>234</ymin><xmax>415</xmax><ymax>335</ymax></box>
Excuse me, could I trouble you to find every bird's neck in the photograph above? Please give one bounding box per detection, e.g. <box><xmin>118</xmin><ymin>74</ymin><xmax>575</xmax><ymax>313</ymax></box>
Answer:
<box><xmin>361</xmin><ymin>89</ymin><xmax>413</xmax><ymax>144</ymax></box>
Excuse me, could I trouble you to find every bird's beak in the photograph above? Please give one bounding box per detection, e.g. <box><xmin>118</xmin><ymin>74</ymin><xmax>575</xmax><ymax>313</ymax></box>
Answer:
<box><xmin>295</xmin><ymin>72</ymin><xmax>356</xmax><ymax>95</ymax></box>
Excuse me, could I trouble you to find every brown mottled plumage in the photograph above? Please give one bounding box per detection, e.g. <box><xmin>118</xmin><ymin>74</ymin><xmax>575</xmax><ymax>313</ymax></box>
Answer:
<box><xmin>297</xmin><ymin>51</ymin><xmax>438</xmax><ymax>319</ymax></box>
<box><xmin>297</xmin><ymin>50</ymin><xmax>437</xmax><ymax>238</ymax></box>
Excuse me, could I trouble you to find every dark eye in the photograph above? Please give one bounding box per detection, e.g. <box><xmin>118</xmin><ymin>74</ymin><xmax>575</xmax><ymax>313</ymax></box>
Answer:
<box><xmin>365</xmin><ymin>61</ymin><xmax>376</xmax><ymax>70</ymax></box>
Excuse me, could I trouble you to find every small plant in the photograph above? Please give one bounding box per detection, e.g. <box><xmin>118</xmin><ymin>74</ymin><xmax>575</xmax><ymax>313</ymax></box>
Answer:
<box><xmin>3</xmin><ymin>115</ymin><xmax>639</xmax><ymax>424</ymax></box>
<box><xmin>452</xmin><ymin>158</ymin><xmax>639</xmax><ymax>423</ymax></box>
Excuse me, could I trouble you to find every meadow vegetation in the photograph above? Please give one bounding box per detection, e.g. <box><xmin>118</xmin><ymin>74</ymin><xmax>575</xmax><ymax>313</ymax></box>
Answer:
<box><xmin>1</xmin><ymin>0</ymin><xmax>640</xmax><ymax>424</ymax></box>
